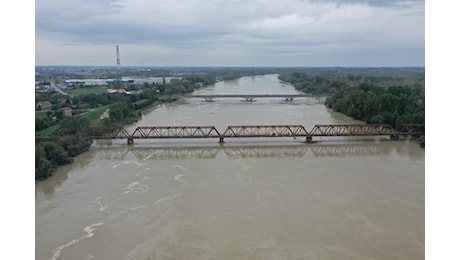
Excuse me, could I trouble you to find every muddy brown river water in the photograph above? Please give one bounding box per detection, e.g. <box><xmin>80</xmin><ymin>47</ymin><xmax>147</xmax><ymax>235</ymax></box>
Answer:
<box><xmin>35</xmin><ymin>74</ymin><xmax>424</xmax><ymax>259</ymax></box>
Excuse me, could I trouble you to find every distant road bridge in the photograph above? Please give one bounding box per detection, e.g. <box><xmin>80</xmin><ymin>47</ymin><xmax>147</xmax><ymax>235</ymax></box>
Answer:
<box><xmin>186</xmin><ymin>94</ymin><xmax>310</xmax><ymax>101</ymax></box>
<box><xmin>82</xmin><ymin>124</ymin><xmax>424</xmax><ymax>145</ymax></box>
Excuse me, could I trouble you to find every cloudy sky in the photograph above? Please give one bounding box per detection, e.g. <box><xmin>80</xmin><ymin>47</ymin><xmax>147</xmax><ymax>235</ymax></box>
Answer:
<box><xmin>35</xmin><ymin>0</ymin><xmax>425</xmax><ymax>67</ymax></box>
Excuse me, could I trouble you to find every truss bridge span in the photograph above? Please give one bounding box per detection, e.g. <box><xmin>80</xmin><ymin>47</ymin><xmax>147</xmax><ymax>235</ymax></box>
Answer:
<box><xmin>83</xmin><ymin>124</ymin><xmax>424</xmax><ymax>144</ymax></box>
<box><xmin>129</xmin><ymin>126</ymin><xmax>220</xmax><ymax>144</ymax></box>
<box><xmin>80</xmin><ymin>124</ymin><xmax>425</xmax><ymax>144</ymax></box>
<box><xmin>222</xmin><ymin>125</ymin><xmax>308</xmax><ymax>139</ymax></box>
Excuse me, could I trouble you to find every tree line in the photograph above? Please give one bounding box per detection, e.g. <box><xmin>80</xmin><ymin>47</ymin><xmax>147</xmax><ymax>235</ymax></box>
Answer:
<box><xmin>278</xmin><ymin>69</ymin><xmax>425</xmax><ymax>146</ymax></box>
<box><xmin>324</xmin><ymin>84</ymin><xmax>424</xmax><ymax>129</ymax></box>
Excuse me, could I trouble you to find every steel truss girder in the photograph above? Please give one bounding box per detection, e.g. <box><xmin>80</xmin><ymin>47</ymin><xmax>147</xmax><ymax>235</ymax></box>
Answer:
<box><xmin>222</xmin><ymin>125</ymin><xmax>308</xmax><ymax>138</ymax></box>
<box><xmin>308</xmin><ymin>124</ymin><xmax>397</xmax><ymax>136</ymax></box>
<box><xmin>131</xmin><ymin>126</ymin><xmax>221</xmax><ymax>139</ymax></box>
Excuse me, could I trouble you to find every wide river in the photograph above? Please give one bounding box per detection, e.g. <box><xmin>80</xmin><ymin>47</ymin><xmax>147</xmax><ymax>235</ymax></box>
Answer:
<box><xmin>36</xmin><ymin>74</ymin><xmax>424</xmax><ymax>260</ymax></box>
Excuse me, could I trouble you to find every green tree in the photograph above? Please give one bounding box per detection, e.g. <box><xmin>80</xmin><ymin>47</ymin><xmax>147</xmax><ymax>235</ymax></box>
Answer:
<box><xmin>109</xmin><ymin>101</ymin><xmax>137</xmax><ymax>125</ymax></box>
<box><xmin>370</xmin><ymin>115</ymin><xmax>385</xmax><ymax>124</ymax></box>
<box><xmin>362</xmin><ymin>91</ymin><xmax>380</xmax><ymax>122</ymax></box>
<box><xmin>379</xmin><ymin>93</ymin><xmax>400</xmax><ymax>113</ymax></box>
<box><xmin>35</xmin><ymin>144</ymin><xmax>54</xmax><ymax>180</ymax></box>
<box><xmin>35</xmin><ymin>117</ymin><xmax>49</xmax><ymax>131</ymax></box>
<box><xmin>59</xmin><ymin>117</ymin><xmax>90</xmax><ymax>135</ymax></box>
<box><xmin>57</xmin><ymin>134</ymin><xmax>92</xmax><ymax>157</ymax></box>
<box><xmin>42</xmin><ymin>141</ymin><xmax>73</xmax><ymax>165</ymax></box>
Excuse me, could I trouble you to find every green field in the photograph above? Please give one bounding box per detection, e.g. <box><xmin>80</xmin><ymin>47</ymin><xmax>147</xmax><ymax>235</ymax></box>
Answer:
<box><xmin>35</xmin><ymin>111</ymin><xmax>49</xmax><ymax>119</ymax></box>
<box><xmin>35</xmin><ymin>105</ymin><xmax>110</xmax><ymax>136</ymax></box>
<box><xmin>84</xmin><ymin>105</ymin><xmax>110</xmax><ymax>127</ymax></box>
<box><xmin>35</xmin><ymin>125</ymin><xmax>59</xmax><ymax>137</ymax></box>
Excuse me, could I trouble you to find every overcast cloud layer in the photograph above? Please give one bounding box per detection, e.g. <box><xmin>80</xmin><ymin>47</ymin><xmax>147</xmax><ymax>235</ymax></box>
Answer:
<box><xmin>35</xmin><ymin>0</ymin><xmax>425</xmax><ymax>66</ymax></box>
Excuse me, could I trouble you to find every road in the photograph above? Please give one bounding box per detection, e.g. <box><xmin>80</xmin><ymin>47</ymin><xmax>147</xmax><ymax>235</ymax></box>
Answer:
<box><xmin>50</xmin><ymin>82</ymin><xmax>70</xmax><ymax>95</ymax></box>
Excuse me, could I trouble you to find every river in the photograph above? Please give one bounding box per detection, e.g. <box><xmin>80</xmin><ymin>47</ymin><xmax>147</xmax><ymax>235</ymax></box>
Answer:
<box><xmin>35</xmin><ymin>74</ymin><xmax>424</xmax><ymax>259</ymax></box>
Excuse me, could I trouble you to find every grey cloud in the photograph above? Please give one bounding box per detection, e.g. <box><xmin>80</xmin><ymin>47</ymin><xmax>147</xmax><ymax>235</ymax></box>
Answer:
<box><xmin>306</xmin><ymin>0</ymin><xmax>424</xmax><ymax>6</ymax></box>
<box><xmin>35</xmin><ymin>0</ymin><xmax>424</xmax><ymax>66</ymax></box>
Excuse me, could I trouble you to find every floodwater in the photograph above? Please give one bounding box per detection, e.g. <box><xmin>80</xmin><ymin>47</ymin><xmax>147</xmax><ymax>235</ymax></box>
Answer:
<box><xmin>36</xmin><ymin>74</ymin><xmax>424</xmax><ymax>259</ymax></box>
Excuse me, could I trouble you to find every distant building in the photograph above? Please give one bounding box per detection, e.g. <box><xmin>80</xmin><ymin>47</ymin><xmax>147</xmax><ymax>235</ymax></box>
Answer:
<box><xmin>36</xmin><ymin>101</ymin><xmax>52</xmax><ymax>111</ymax></box>
<box><xmin>64</xmin><ymin>80</ymin><xmax>87</xmax><ymax>86</ymax></box>
<box><xmin>65</xmin><ymin>78</ymin><xmax>135</xmax><ymax>87</ymax></box>
<box><xmin>58</xmin><ymin>97</ymin><xmax>73</xmax><ymax>108</ymax></box>
<box><xmin>62</xmin><ymin>107</ymin><xmax>72</xmax><ymax>117</ymax></box>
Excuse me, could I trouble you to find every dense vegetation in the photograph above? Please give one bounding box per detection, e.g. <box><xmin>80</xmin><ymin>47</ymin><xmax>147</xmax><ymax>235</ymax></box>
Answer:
<box><xmin>278</xmin><ymin>68</ymin><xmax>425</xmax><ymax>145</ymax></box>
<box><xmin>325</xmin><ymin>84</ymin><xmax>424</xmax><ymax>128</ymax></box>
<box><xmin>35</xmin><ymin>117</ymin><xmax>93</xmax><ymax>180</ymax></box>
<box><xmin>278</xmin><ymin>68</ymin><xmax>424</xmax><ymax>94</ymax></box>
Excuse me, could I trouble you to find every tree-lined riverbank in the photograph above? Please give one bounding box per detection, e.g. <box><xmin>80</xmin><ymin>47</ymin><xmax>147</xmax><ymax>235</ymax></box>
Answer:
<box><xmin>278</xmin><ymin>68</ymin><xmax>425</xmax><ymax>146</ymax></box>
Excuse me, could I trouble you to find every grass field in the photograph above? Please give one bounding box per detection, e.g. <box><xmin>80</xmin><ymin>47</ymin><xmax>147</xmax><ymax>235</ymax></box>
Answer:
<box><xmin>35</xmin><ymin>111</ymin><xmax>49</xmax><ymax>119</ymax></box>
<box><xmin>35</xmin><ymin>125</ymin><xmax>59</xmax><ymax>137</ymax></box>
<box><xmin>84</xmin><ymin>105</ymin><xmax>110</xmax><ymax>127</ymax></box>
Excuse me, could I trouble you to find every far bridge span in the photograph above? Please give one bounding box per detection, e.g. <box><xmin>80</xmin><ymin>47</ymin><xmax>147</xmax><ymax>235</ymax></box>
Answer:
<box><xmin>83</xmin><ymin>124</ymin><xmax>424</xmax><ymax>145</ymax></box>
<box><xmin>186</xmin><ymin>94</ymin><xmax>310</xmax><ymax>101</ymax></box>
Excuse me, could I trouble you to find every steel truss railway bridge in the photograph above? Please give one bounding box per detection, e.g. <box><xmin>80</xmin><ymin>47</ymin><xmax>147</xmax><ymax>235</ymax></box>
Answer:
<box><xmin>83</xmin><ymin>124</ymin><xmax>424</xmax><ymax>145</ymax></box>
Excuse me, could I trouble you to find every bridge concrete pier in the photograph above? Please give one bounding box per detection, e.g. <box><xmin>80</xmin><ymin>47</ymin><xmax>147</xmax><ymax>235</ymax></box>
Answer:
<box><xmin>390</xmin><ymin>135</ymin><xmax>399</xmax><ymax>141</ymax></box>
<box><xmin>219</xmin><ymin>137</ymin><xmax>224</xmax><ymax>143</ymax></box>
<box><xmin>127</xmin><ymin>138</ymin><xmax>134</xmax><ymax>145</ymax></box>
<box><xmin>306</xmin><ymin>136</ymin><xmax>313</xmax><ymax>143</ymax></box>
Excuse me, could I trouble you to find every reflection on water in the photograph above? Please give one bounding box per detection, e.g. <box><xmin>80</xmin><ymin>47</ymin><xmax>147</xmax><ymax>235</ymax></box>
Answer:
<box><xmin>91</xmin><ymin>140</ymin><xmax>420</xmax><ymax>160</ymax></box>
